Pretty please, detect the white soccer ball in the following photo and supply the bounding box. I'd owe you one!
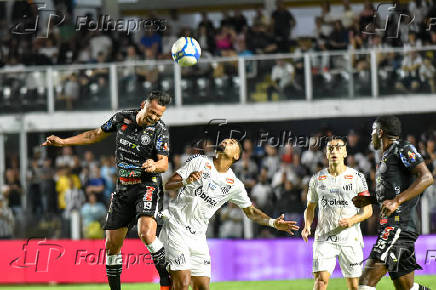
[171,37,201,66]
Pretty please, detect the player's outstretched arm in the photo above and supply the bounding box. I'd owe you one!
[381,162,434,217]
[42,128,110,147]
[242,205,299,235]
[339,204,373,228]
[302,202,316,242]
[164,171,202,191]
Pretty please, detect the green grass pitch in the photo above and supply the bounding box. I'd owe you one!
[0,276,434,290]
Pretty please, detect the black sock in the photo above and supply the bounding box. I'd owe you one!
[150,247,171,286]
[419,285,431,290]
[106,254,122,290]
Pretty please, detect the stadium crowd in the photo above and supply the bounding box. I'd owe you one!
[1,125,436,240]
[3,1,436,110]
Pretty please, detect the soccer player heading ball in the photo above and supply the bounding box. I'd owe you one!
[161,138,299,290]
[302,138,373,290]
[43,90,172,290]
[353,116,433,290]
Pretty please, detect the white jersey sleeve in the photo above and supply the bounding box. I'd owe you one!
[229,180,252,208]
[176,155,205,180]
[307,175,318,204]
[356,172,370,196]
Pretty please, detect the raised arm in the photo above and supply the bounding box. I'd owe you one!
[242,205,299,235]
[302,201,317,242]
[164,171,202,191]
[42,128,110,147]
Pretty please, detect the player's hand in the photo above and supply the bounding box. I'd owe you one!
[273,214,299,235]
[42,135,65,147]
[338,218,354,228]
[142,159,156,173]
[186,171,202,184]
[301,227,311,242]
[381,198,400,217]
[352,195,374,208]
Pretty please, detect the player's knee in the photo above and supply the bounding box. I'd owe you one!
[105,238,122,254]
[174,274,191,289]
[314,277,328,289]
[138,226,156,244]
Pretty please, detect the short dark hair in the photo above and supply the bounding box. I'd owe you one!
[375,115,402,137]
[147,90,172,106]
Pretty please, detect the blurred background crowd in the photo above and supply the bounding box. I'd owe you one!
[1,120,436,240]
[3,0,436,112]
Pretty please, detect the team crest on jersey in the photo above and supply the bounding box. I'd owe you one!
[226,178,234,185]
[121,124,128,131]
[319,184,326,190]
[318,175,327,180]
[408,151,416,162]
[343,184,353,191]
[205,162,212,170]
[163,143,169,151]
[344,175,353,179]
[141,134,151,145]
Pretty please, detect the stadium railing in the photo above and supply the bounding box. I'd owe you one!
[2,46,436,114]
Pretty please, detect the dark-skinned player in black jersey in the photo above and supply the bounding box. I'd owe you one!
[42,91,172,290]
[353,116,434,290]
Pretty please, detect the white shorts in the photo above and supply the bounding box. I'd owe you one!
[159,221,211,277]
[313,241,363,278]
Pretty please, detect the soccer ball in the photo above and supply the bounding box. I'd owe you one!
[171,37,201,66]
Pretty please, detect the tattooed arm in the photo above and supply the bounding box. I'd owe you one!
[42,128,111,147]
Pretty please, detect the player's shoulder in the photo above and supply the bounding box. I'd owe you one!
[346,167,364,177]
[312,168,328,180]
[155,119,168,131]
[185,154,208,164]
[113,109,138,122]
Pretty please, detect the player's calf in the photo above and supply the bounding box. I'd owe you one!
[171,270,191,290]
[314,272,329,290]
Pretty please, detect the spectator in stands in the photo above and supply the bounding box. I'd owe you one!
[198,12,215,35]
[246,22,277,54]
[267,59,301,100]
[55,167,81,213]
[329,20,349,50]
[197,24,216,55]
[100,156,116,203]
[140,30,161,60]
[232,10,248,33]
[341,0,355,29]
[396,50,423,92]
[59,72,80,110]
[271,0,295,52]
[38,37,59,65]
[233,152,258,191]
[55,146,75,168]
[251,167,274,213]
[81,193,107,239]
[359,1,378,35]
[262,145,280,180]
[39,158,56,214]
[420,57,436,93]
[85,167,106,203]
[82,150,98,171]
[64,175,85,220]
[0,195,14,239]
[215,25,236,56]
[301,137,324,173]
[320,1,336,39]
[89,31,112,62]
[253,8,269,28]
[274,178,304,224]
[2,168,22,216]
[219,203,244,238]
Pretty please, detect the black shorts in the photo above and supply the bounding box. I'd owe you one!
[103,180,163,230]
[369,227,422,280]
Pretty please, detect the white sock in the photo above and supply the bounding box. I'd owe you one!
[146,237,163,253]
[358,286,376,290]
[410,283,419,290]
[106,253,122,265]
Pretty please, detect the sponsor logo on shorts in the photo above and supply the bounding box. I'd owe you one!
[144,186,155,201]
[349,262,360,267]
[173,253,186,265]
[119,177,141,185]
[186,226,196,234]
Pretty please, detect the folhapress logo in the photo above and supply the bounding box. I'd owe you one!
[9,238,65,272]
[9,2,65,38]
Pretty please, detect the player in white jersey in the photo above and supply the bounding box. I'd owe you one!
[302,138,373,290]
[161,138,299,290]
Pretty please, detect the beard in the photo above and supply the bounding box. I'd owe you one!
[216,144,225,152]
